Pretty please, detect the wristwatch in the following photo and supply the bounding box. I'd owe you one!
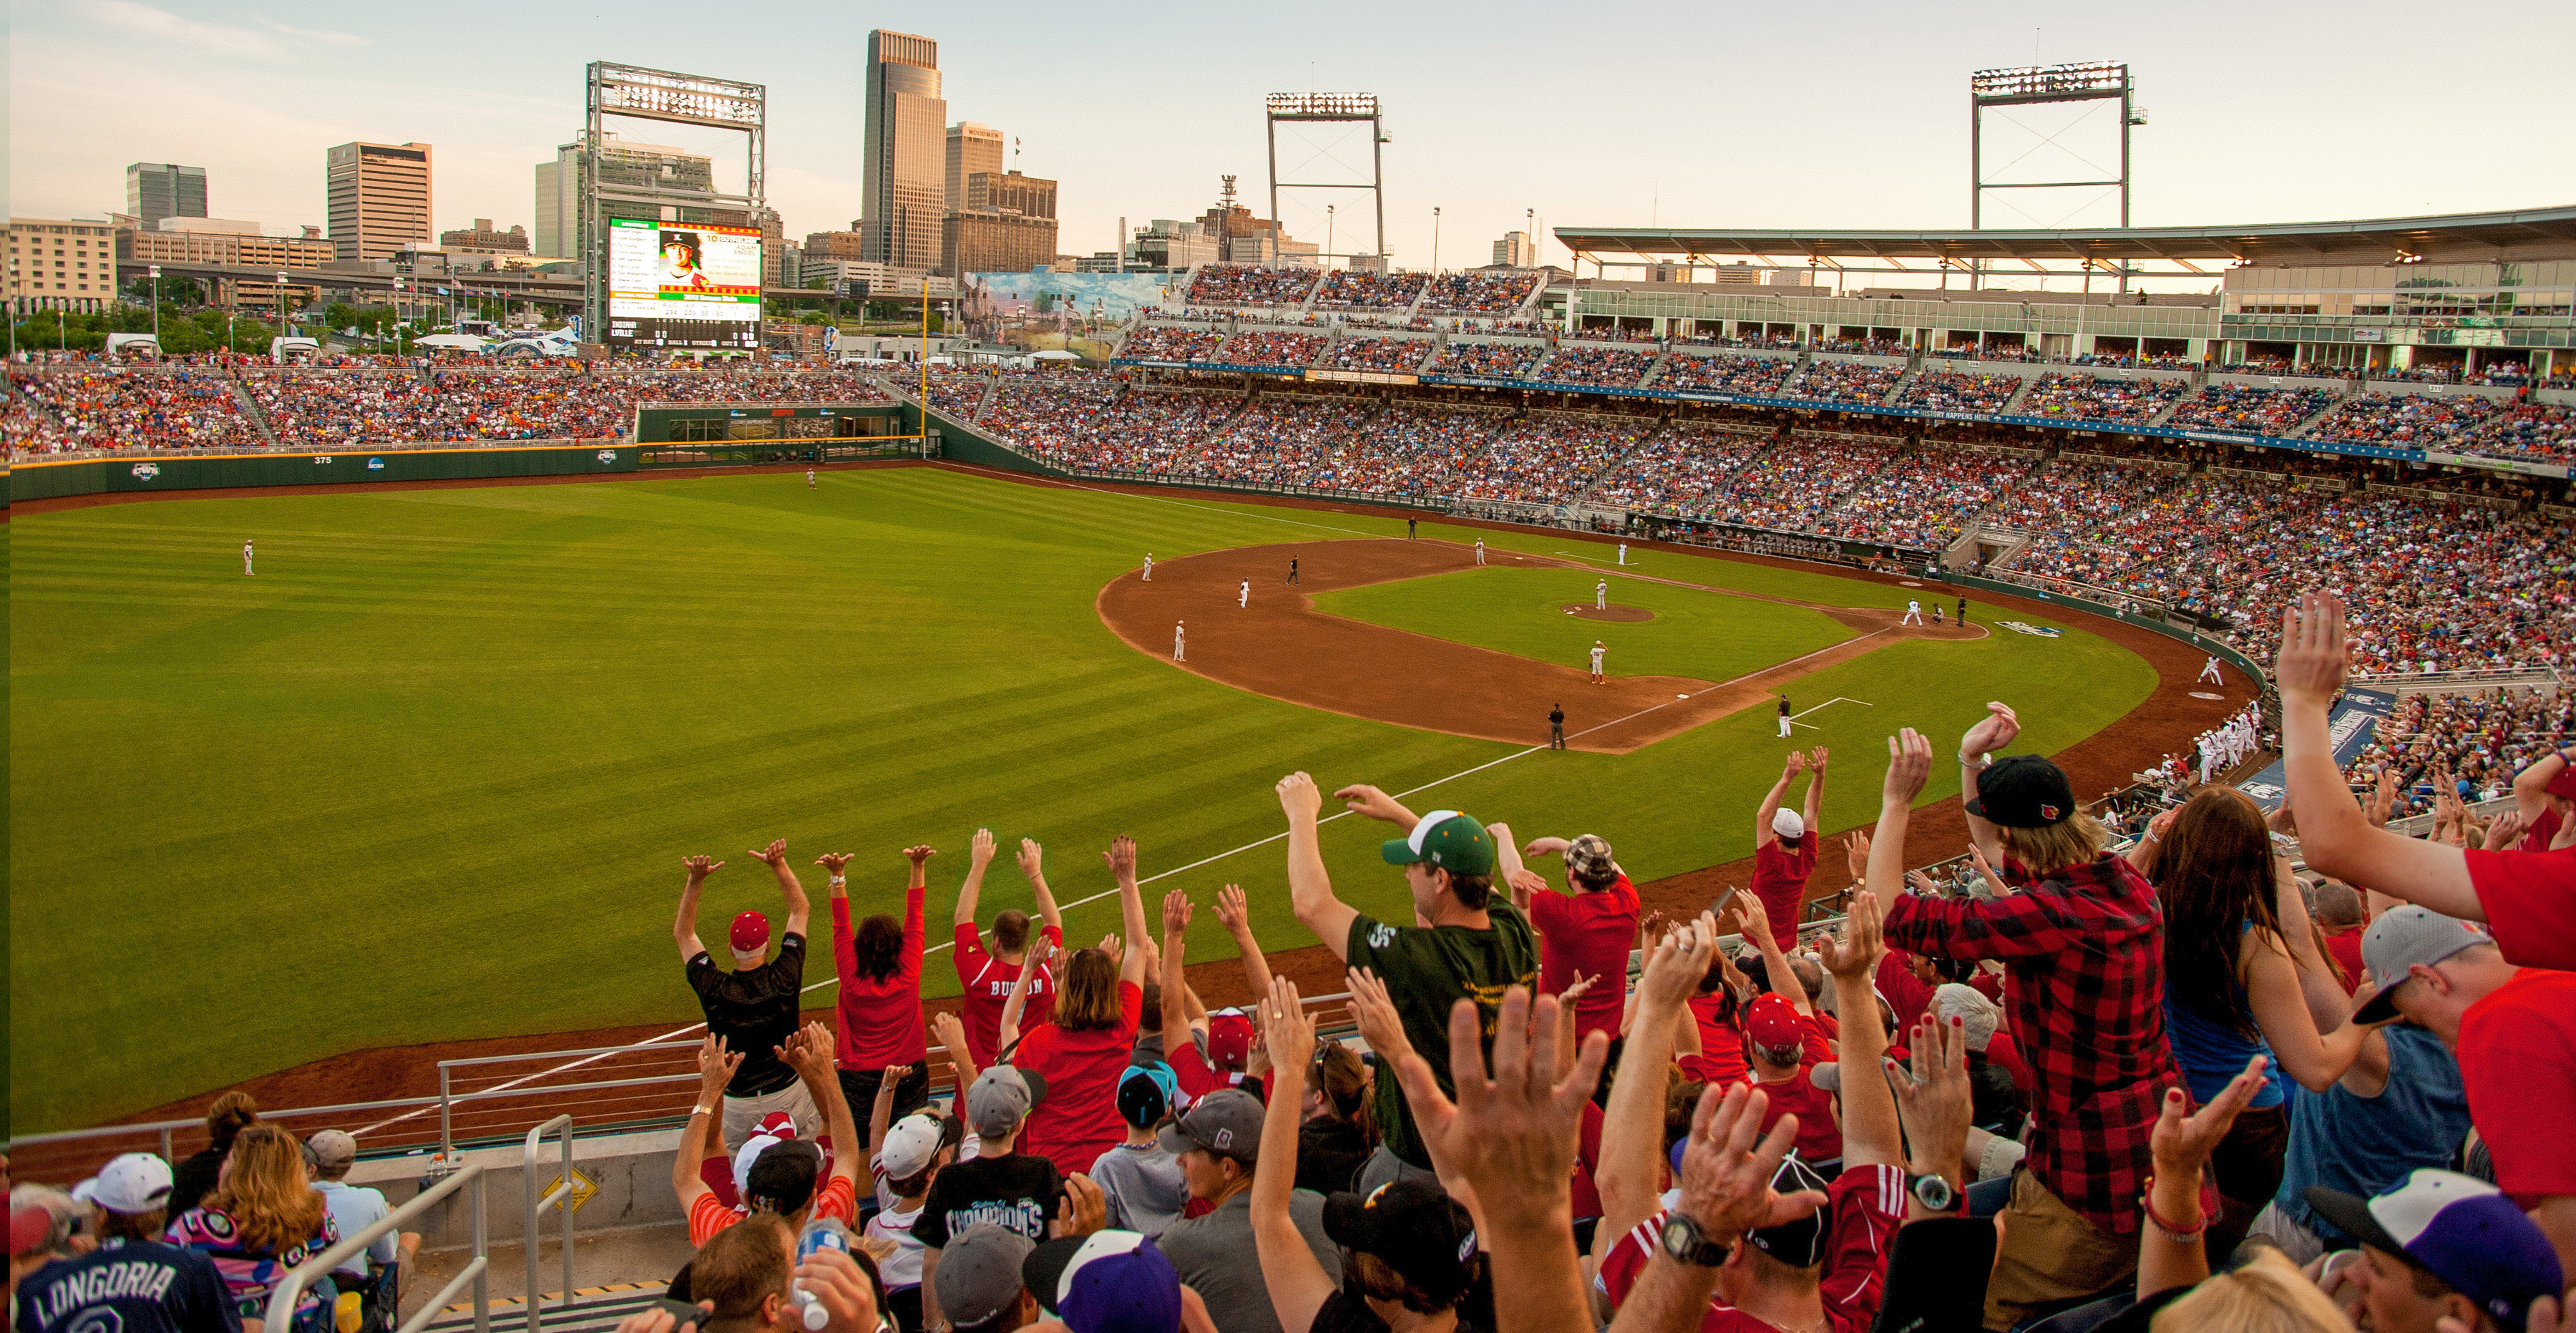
[1660,1214,1729,1267]
[1906,1172,1958,1213]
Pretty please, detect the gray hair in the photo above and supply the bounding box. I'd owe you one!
[1931,983,2000,1052]
[10,1184,80,1256]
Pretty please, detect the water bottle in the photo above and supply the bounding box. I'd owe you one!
[791,1218,852,1331]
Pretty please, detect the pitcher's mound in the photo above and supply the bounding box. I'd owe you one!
[1561,603,1656,622]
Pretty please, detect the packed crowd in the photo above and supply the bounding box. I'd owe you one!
[1185,266,1321,308]
[1420,272,1541,314]
[2019,373,2191,427]
[20,601,2573,1333]
[1452,415,1651,506]
[2311,394,2507,449]
[1706,438,1890,531]
[1425,342,1546,380]
[1121,328,1229,363]
[245,371,630,444]
[1311,272,1428,312]
[1534,346,1657,389]
[1192,397,1380,487]
[1589,424,1763,517]
[11,368,268,451]
[2455,403,2576,466]
[1897,371,2024,415]
[1788,361,1905,407]
[1322,339,1433,375]
[2344,686,2575,817]
[2165,385,2343,436]
[1817,338,1909,357]
[1816,444,2035,550]
[1213,333,1329,371]
[1654,354,1798,397]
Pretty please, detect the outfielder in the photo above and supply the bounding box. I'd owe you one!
[1475,539,1485,566]
[1143,553,1153,582]
[243,539,255,576]
[1902,599,1923,625]
[1596,579,1608,610]
[1174,620,1185,661]
[2199,655,2225,685]
[1589,640,1606,684]
[1618,543,1628,566]
[1238,580,1249,608]
[1777,694,1793,738]
[806,468,816,489]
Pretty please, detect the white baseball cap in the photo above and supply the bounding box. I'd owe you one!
[1772,809,1806,841]
[879,1113,945,1181]
[77,1153,175,1216]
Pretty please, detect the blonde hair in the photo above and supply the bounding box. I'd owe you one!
[1998,811,2109,879]
[203,1124,326,1254]
[1050,947,1123,1032]
[2150,1251,2355,1333]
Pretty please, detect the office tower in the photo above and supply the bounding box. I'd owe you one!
[946,123,1003,213]
[942,170,1057,275]
[125,164,208,229]
[1493,230,1536,268]
[533,134,714,262]
[860,31,945,271]
[326,141,433,263]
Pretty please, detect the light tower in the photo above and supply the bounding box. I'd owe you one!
[1265,94,1388,263]
[1968,62,2145,290]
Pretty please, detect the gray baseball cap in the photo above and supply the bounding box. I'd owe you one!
[1156,1089,1264,1163]
[932,1224,1034,1327]
[966,1065,1047,1139]
[2354,907,2496,1024]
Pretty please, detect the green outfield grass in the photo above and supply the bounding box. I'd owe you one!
[6,469,2155,1132]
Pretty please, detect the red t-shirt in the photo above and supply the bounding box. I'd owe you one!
[2455,967,2576,1209]
[2466,847,2576,972]
[2323,929,2366,995]
[689,1173,856,1246]
[2517,807,2564,855]
[1750,835,1820,946]
[1738,1063,1841,1163]
[834,888,927,1069]
[953,921,1063,1068]
[1874,952,1935,1036]
[1013,980,1143,1176]
[1594,1165,1903,1331]
[1170,1037,1269,1103]
[1681,994,1749,1086]
[1984,1030,2035,1096]
[1531,874,1641,1043]
[1569,1099,1605,1221]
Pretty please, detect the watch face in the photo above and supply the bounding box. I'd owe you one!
[1913,1174,1955,1211]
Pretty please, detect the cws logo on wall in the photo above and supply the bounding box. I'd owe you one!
[130,463,160,481]
[1996,620,2064,639]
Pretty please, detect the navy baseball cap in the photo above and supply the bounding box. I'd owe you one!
[2305,1171,2563,1327]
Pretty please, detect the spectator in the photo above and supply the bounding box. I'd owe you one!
[926,1224,1036,1333]
[164,1125,341,1333]
[1090,1064,1188,1239]
[13,1153,239,1333]
[1158,887,1272,1103]
[302,1131,416,1311]
[684,1212,884,1333]
[1000,836,1151,1176]
[1158,1088,1342,1333]
[673,1025,860,1246]
[1878,716,2185,1326]
[863,1108,956,1332]
[2304,1172,2563,1333]
[831,844,937,1116]
[1750,749,1827,946]
[2509,745,2575,852]
[2313,879,2368,992]
[915,1066,1106,1333]
[1498,828,1639,1046]
[953,837,1066,1070]
[1294,1042,1377,1198]
[1251,978,1485,1333]
[2249,1008,2470,1266]
[675,841,818,1149]
[1680,936,1754,1087]
[1928,983,2024,1138]
[1719,903,1839,1164]
[1273,773,1538,1191]
[167,1093,256,1219]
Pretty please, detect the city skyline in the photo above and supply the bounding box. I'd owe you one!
[11,0,2575,288]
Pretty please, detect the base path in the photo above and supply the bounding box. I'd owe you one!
[1096,538,1981,754]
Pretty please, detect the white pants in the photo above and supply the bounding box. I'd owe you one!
[720,1079,820,1153]
[244,558,253,575]
[1596,591,1606,608]
[1475,549,1484,565]
[2200,663,2223,683]
[1779,715,1793,736]
[1903,610,1922,625]
[1174,638,1185,661]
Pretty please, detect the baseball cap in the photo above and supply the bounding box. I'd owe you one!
[1116,1064,1179,1129]
[934,1225,1035,1327]
[967,1065,1048,1139]
[1206,1010,1254,1070]
[2304,1171,2563,1327]
[11,1204,52,1258]
[307,1131,358,1171]
[1563,834,1616,884]
[1023,1231,1182,1333]
[1963,755,2076,829]
[729,911,771,954]
[77,1154,175,1215]
[1745,1156,1833,1267]
[1322,1181,1480,1307]
[879,1113,945,1181]
[741,1139,823,1216]
[730,1116,801,1199]
[1156,1089,1264,1164]
[2353,907,2494,1024]
[1380,810,1496,877]
[1771,808,1806,841]
[1742,993,1807,1052]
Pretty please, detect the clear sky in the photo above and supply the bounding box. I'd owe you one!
[11,0,2572,287]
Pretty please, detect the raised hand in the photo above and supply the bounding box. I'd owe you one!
[1635,912,1718,1010]
[814,852,855,876]
[1345,967,1413,1064]
[928,1010,968,1056]
[1959,702,2021,759]
[1277,771,1324,822]
[1815,890,1884,980]
[1016,837,1045,881]
[1101,835,1138,884]
[2274,592,2348,709]
[1885,728,1934,804]
[748,839,788,867]
[1332,781,1407,825]
[1905,869,1940,897]
[1808,746,1830,773]
[1259,975,1315,1070]
[1161,889,1191,937]
[696,1032,743,1100]
[1053,1174,1106,1239]
[682,854,723,881]
[1968,841,2003,893]
[793,1248,884,1333]
[1214,884,1253,936]
[1508,867,1551,900]
[1783,751,1808,777]
[1096,934,1123,965]
[1672,1082,1828,1244]
[968,829,997,868]
[1523,835,1571,858]
[2150,1055,2271,1183]
[1560,971,1599,1005]
[1886,1013,1974,1171]
[1390,988,1609,1225]
[902,844,935,868]
[1843,829,1871,880]
[1725,895,1777,952]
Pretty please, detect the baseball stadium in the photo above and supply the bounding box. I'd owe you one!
[9,54,2576,1333]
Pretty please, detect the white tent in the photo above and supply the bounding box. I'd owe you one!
[415,333,488,354]
[1030,349,1082,361]
[104,333,162,360]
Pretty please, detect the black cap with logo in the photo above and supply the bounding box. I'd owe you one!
[1963,755,2077,829]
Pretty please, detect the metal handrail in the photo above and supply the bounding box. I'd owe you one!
[525,1115,575,1333]
[263,1161,488,1333]
[6,1094,447,1151]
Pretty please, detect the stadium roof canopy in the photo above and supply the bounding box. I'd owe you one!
[1553,206,2576,275]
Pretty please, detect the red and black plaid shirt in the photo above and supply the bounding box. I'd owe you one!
[1883,851,2179,1234]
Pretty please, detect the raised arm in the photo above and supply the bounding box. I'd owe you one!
[674,1035,743,1209]
[1755,753,1803,849]
[1333,781,1420,831]
[784,1022,859,1186]
[1251,977,1335,1333]
[952,829,995,928]
[2274,595,2482,919]
[1104,836,1150,987]
[2512,743,2574,826]
[1609,1085,1818,1333]
[2138,1057,2271,1298]
[2270,856,2351,1032]
[1957,705,2021,872]
[1279,773,1357,957]
[675,855,722,964]
[997,935,1054,1055]
[1802,746,1828,834]
[929,1009,980,1093]
[1724,897,1809,1016]
[1211,885,1274,997]
[2243,935,2373,1093]
[821,851,859,985]
[1593,915,1718,1261]
[749,839,811,939]
[1018,838,1065,936]
[1159,890,1196,1063]
[1815,892,1898,1171]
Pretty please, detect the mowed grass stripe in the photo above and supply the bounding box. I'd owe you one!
[9,469,2148,1131]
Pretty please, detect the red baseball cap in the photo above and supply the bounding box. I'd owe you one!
[730,911,771,953]
[11,1203,53,1258]
[1206,1010,1254,1070]
[1743,993,1807,1051]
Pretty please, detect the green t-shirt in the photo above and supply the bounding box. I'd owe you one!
[1345,904,1541,1168]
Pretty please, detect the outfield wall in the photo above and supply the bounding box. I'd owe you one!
[10,442,641,504]
[1941,571,2270,684]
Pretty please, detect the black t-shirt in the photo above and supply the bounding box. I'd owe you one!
[1309,1289,1492,1333]
[686,933,808,1096]
[913,1151,1062,1250]
[166,1148,227,1220]
[14,1239,243,1333]
[1296,1117,1372,1196]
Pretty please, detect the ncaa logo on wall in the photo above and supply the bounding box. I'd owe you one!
[367,458,385,471]
[130,462,160,480]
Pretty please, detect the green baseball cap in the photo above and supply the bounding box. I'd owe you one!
[1381,810,1496,876]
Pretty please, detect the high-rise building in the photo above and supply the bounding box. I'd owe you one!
[533,134,715,263]
[440,219,531,254]
[942,171,1058,275]
[1493,231,1536,268]
[125,164,208,229]
[967,171,1054,220]
[946,123,1003,213]
[860,31,946,272]
[326,141,433,263]
[9,218,120,314]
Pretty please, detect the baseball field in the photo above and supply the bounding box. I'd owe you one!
[8,464,2160,1133]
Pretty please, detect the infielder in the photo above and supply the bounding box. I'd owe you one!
[1174,621,1185,661]
[1902,599,1923,625]
[1475,538,1485,566]
[243,539,254,576]
[1777,694,1793,738]
[1142,553,1153,582]
[1287,557,1299,585]
[1596,579,1608,610]
[1238,580,1249,608]
[1589,640,1606,685]
[2199,655,2225,685]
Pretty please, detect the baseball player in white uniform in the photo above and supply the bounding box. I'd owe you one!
[1475,538,1485,565]
[1618,543,1628,565]
[1142,553,1153,581]
[1902,599,1923,625]
[1596,580,1608,610]
[1238,580,1249,608]
[243,539,254,576]
[1174,621,1185,661]
[2199,655,2224,685]
[1589,640,1606,684]
[806,468,816,489]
